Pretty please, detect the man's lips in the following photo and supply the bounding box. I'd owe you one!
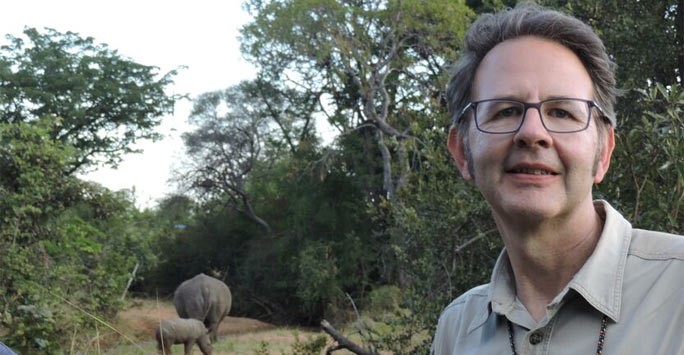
[505,164,559,176]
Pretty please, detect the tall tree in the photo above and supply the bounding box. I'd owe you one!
[241,0,474,199]
[0,27,180,172]
[177,79,319,232]
[179,82,270,232]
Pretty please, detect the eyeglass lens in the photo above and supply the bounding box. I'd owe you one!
[476,99,590,133]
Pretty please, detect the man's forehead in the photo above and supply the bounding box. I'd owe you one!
[471,36,594,101]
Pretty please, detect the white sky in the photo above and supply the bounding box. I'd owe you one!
[0,0,257,209]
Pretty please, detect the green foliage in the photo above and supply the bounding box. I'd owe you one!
[177,78,322,232]
[242,0,478,199]
[156,150,377,323]
[0,119,157,351]
[0,246,62,353]
[295,241,343,314]
[540,0,682,92]
[366,285,402,315]
[0,119,82,243]
[362,126,501,354]
[254,341,271,355]
[0,120,77,351]
[0,27,180,170]
[0,24,180,354]
[287,330,328,355]
[599,83,684,233]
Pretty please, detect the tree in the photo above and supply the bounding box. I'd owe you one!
[0,119,138,352]
[178,81,274,232]
[598,83,684,234]
[241,0,474,199]
[177,78,321,232]
[0,27,180,172]
[0,27,181,351]
[0,119,83,245]
[542,0,684,89]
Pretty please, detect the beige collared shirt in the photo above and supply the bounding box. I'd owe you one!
[432,201,684,355]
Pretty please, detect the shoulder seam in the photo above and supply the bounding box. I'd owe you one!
[629,229,684,261]
[442,287,489,313]
[628,250,684,261]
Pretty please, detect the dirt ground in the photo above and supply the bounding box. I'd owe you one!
[115,300,351,354]
[118,300,276,338]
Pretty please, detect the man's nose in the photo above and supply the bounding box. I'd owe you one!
[513,106,553,148]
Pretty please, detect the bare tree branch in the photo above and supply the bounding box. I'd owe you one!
[321,319,379,355]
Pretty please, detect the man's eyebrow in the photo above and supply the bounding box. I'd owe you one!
[483,95,585,101]
[544,95,582,100]
[493,95,521,101]
[476,95,523,101]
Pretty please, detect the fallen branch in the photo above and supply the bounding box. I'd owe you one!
[321,319,379,355]
[120,262,139,301]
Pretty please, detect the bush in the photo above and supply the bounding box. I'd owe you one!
[366,285,402,316]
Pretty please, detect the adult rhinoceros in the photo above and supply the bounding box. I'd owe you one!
[173,273,232,342]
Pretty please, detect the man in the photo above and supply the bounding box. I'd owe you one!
[432,4,684,355]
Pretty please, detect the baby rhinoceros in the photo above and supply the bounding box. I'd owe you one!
[155,318,212,355]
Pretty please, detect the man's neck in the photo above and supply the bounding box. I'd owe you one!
[495,200,605,322]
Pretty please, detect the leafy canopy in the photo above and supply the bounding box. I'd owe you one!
[0,27,180,172]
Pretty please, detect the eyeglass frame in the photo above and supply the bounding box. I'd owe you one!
[458,98,606,134]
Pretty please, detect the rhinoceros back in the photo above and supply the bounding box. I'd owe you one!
[173,273,231,325]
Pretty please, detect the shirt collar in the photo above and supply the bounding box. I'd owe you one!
[464,248,515,333]
[568,200,631,322]
[483,200,632,326]
[488,248,516,316]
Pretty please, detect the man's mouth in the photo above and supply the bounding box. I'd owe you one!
[508,167,559,175]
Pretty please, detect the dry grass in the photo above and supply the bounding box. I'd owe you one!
[73,298,407,354]
[100,298,334,354]
[104,328,333,354]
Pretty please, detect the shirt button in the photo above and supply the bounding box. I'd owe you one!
[529,332,543,345]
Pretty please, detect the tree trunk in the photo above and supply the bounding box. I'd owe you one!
[678,0,684,84]
[395,140,409,194]
[233,187,272,233]
[376,130,394,199]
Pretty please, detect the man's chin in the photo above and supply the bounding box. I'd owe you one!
[489,198,562,224]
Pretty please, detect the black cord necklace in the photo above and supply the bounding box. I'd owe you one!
[507,315,608,355]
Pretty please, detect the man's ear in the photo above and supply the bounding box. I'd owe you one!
[593,126,615,183]
[447,125,473,181]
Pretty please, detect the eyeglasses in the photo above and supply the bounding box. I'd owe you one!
[459,98,604,134]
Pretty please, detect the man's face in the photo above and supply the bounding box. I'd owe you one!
[448,36,614,222]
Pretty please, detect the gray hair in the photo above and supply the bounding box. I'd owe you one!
[447,3,617,133]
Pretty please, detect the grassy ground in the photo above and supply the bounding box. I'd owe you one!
[74,297,424,354]
[104,328,332,354]
[99,298,346,354]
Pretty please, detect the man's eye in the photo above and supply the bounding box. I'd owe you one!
[496,107,522,118]
[547,109,571,119]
